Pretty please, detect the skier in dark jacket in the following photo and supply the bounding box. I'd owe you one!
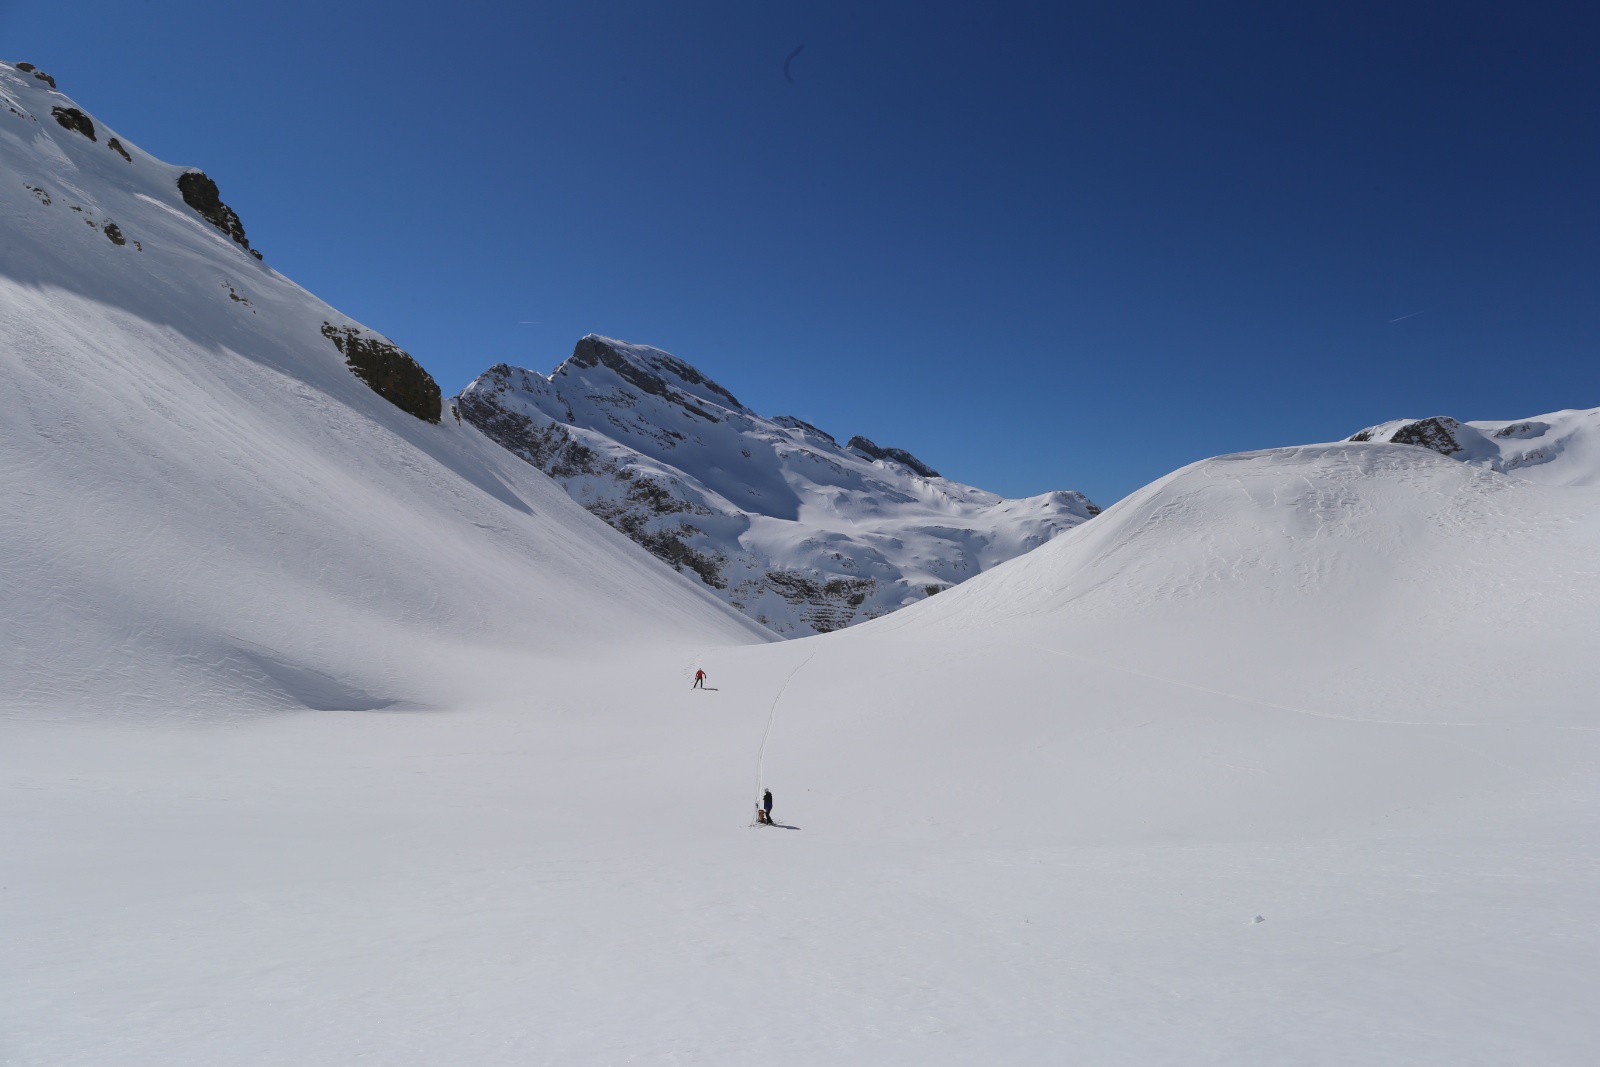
[692,669,707,689]
[761,789,774,824]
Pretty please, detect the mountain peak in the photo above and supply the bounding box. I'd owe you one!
[846,435,941,479]
[556,335,747,417]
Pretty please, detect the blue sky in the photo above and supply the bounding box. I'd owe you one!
[8,1,1597,503]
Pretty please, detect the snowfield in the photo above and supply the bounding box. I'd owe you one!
[3,61,1599,1065]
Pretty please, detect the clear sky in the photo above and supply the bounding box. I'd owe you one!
[8,1,1597,503]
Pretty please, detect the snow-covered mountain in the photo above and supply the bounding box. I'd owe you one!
[0,60,765,716]
[1347,407,1600,485]
[459,337,1100,635]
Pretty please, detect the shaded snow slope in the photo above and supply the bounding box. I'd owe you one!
[459,336,1099,636]
[1349,407,1600,486]
[0,62,765,717]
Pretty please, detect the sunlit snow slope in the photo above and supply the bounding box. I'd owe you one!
[772,442,1600,834]
[726,442,1600,1059]
[0,61,766,717]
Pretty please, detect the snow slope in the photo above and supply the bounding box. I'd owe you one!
[1349,407,1600,486]
[8,434,1596,1063]
[459,338,1099,635]
[0,61,765,718]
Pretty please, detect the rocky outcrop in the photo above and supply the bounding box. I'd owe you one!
[320,323,442,424]
[764,571,877,633]
[1349,417,1463,455]
[103,221,126,246]
[846,435,941,478]
[107,137,131,163]
[177,170,260,259]
[50,106,95,141]
[15,62,56,89]
[772,416,837,443]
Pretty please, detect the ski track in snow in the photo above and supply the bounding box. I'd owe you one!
[754,648,819,803]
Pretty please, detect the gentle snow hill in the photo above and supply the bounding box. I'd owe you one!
[1348,407,1600,486]
[459,336,1100,636]
[769,441,1600,838]
[0,61,766,717]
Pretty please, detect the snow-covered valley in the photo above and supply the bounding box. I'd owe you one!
[3,59,1598,1065]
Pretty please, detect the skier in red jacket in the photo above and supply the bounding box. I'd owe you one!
[692,669,707,689]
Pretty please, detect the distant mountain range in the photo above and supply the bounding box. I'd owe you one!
[458,336,1100,635]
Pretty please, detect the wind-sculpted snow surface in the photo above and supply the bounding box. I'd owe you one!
[459,336,1099,635]
[0,62,765,717]
[1349,407,1600,486]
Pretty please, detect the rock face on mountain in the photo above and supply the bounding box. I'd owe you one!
[321,323,442,424]
[459,336,1100,635]
[1347,408,1600,486]
[50,106,94,140]
[176,170,260,259]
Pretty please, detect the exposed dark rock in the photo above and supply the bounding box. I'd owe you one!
[563,336,735,423]
[772,415,837,443]
[176,170,256,257]
[1494,421,1548,440]
[846,435,940,479]
[460,387,606,478]
[50,106,95,141]
[107,137,131,163]
[592,501,728,589]
[16,63,56,88]
[103,221,126,246]
[320,323,442,424]
[1350,417,1464,456]
[25,184,51,205]
[765,570,877,633]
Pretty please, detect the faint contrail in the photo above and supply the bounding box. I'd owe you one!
[1387,311,1424,323]
[783,44,805,84]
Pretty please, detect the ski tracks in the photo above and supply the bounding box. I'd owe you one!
[754,649,818,801]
